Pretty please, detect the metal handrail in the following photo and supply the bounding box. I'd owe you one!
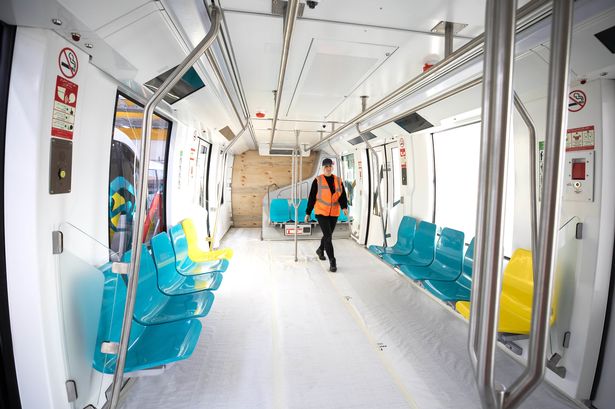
[306,0,552,152]
[505,1,572,407]
[269,0,299,152]
[290,130,302,261]
[471,0,517,407]
[107,6,221,409]
[469,0,573,408]
[207,1,259,148]
[513,93,539,277]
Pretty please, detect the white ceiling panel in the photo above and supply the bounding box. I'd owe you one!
[222,0,485,37]
[104,10,185,84]
[58,0,149,31]
[285,38,396,118]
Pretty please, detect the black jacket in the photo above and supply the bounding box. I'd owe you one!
[306,175,348,216]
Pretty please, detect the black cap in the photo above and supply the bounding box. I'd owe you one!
[322,158,333,166]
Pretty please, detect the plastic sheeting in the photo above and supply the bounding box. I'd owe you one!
[119,229,583,409]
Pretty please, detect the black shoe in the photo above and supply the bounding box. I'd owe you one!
[316,248,326,260]
[329,258,337,272]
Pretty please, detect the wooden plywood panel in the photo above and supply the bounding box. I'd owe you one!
[232,150,317,227]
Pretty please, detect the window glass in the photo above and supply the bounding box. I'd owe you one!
[433,123,480,240]
[341,153,359,228]
[371,149,386,216]
[108,93,171,258]
[433,122,514,254]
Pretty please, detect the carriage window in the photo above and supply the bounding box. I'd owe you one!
[108,93,172,258]
[433,123,481,240]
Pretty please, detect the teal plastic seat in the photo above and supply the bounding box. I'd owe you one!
[270,199,290,223]
[128,245,216,324]
[289,199,308,221]
[151,232,224,295]
[383,221,437,267]
[400,228,464,281]
[338,207,349,222]
[310,209,316,222]
[369,216,416,257]
[93,265,202,374]
[168,224,229,276]
[422,238,475,302]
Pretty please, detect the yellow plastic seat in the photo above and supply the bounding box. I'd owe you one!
[455,249,556,335]
[181,219,234,262]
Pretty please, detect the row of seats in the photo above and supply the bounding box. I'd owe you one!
[270,198,349,223]
[369,216,555,335]
[93,218,233,374]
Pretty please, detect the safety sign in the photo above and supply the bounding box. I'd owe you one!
[58,47,78,78]
[399,137,408,185]
[51,76,78,139]
[566,125,595,152]
[568,90,586,112]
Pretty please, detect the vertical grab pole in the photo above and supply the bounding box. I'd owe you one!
[328,141,351,238]
[505,1,573,407]
[108,6,221,409]
[468,0,516,408]
[292,130,300,262]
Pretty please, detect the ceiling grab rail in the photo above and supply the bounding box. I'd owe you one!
[210,122,249,250]
[108,5,221,409]
[468,0,573,408]
[211,1,259,148]
[268,0,300,153]
[306,0,552,152]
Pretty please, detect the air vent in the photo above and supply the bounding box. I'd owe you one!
[144,66,205,105]
[595,25,615,54]
[394,112,433,134]
[218,126,235,141]
[347,132,377,146]
[270,149,295,155]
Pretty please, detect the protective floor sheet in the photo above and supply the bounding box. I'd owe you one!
[119,229,583,409]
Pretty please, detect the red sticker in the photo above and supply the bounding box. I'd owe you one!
[51,76,78,139]
[568,90,586,112]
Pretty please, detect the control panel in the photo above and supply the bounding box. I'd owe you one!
[564,150,594,202]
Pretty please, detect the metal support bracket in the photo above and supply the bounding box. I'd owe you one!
[111,262,130,275]
[65,380,77,402]
[52,230,63,254]
[101,342,120,354]
[547,353,567,378]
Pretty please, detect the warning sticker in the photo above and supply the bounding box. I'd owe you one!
[51,76,78,139]
[566,125,595,152]
[568,90,586,112]
[399,137,408,185]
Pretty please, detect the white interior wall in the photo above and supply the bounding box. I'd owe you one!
[5,27,117,409]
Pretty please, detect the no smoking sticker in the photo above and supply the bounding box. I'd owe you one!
[58,47,78,78]
[568,90,586,112]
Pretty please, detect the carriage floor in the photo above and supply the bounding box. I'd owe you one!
[119,228,583,409]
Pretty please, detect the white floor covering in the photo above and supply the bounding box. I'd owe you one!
[119,228,584,409]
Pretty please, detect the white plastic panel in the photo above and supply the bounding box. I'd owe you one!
[58,0,149,31]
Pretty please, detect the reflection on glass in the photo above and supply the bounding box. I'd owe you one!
[109,94,171,259]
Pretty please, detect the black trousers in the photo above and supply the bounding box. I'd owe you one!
[316,215,338,260]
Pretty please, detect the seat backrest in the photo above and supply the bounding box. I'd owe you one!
[409,221,437,262]
[502,248,534,301]
[457,238,475,289]
[429,227,464,280]
[169,223,193,269]
[270,199,290,222]
[396,216,417,249]
[150,232,181,291]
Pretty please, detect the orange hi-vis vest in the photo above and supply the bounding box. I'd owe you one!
[314,174,342,217]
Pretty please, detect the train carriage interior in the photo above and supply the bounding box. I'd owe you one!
[1,0,615,408]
